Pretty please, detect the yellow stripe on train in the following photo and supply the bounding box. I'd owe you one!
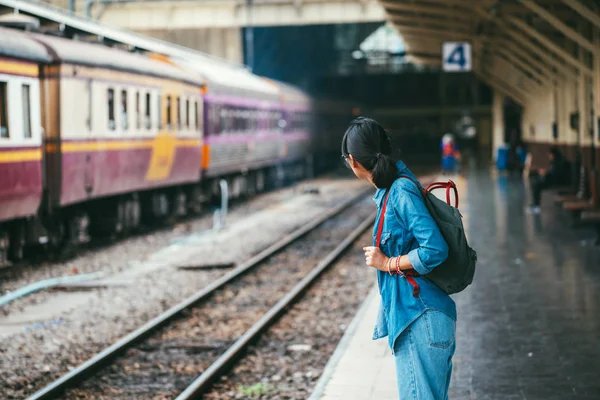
[0,149,42,163]
[44,138,202,153]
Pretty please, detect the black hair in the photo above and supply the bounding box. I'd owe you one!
[341,117,399,189]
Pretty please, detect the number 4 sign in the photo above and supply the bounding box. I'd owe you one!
[443,42,472,72]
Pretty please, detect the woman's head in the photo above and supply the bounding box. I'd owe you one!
[341,117,398,189]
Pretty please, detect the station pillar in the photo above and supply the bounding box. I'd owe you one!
[492,91,505,162]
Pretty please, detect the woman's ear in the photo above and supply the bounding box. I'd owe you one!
[348,154,357,168]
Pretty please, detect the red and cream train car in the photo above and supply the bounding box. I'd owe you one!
[0,27,206,261]
[0,26,348,264]
[33,33,206,242]
[0,28,49,262]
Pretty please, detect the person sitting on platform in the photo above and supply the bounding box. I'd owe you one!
[527,146,571,214]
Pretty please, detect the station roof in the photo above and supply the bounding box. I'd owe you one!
[378,0,599,105]
[0,0,281,95]
[0,0,242,68]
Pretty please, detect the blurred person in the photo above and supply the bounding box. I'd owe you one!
[527,146,571,214]
[441,133,459,174]
[515,143,528,176]
[507,128,519,173]
[342,117,455,400]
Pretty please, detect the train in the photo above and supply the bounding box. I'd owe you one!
[0,26,352,265]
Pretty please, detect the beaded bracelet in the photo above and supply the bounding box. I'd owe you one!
[396,256,402,276]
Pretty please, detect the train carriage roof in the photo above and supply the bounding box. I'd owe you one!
[175,57,279,102]
[265,79,311,107]
[0,27,51,63]
[32,33,204,86]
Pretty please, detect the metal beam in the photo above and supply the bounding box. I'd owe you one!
[494,46,552,87]
[0,0,242,66]
[496,38,563,82]
[472,6,582,79]
[485,69,531,102]
[516,0,597,54]
[386,8,473,23]
[488,54,542,93]
[96,0,386,29]
[508,16,594,75]
[560,0,600,29]
[392,23,471,38]
[475,68,527,105]
[387,14,473,31]
[500,24,577,80]
[381,1,470,18]
[399,0,473,6]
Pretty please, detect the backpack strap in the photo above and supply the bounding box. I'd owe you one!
[381,178,421,298]
[375,191,389,248]
[425,180,459,208]
[399,175,459,208]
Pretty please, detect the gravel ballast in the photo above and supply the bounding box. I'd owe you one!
[61,197,375,399]
[0,176,370,400]
[204,230,376,400]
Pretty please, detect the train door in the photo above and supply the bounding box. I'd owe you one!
[40,64,62,211]
[84,78,94,195]
[197,96,209,171]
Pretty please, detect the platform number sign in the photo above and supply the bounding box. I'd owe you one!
[443,42,472,72]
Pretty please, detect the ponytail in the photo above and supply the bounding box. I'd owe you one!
[342,117,399,189]
[371,152,398,189]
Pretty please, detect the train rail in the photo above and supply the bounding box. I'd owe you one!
[27,188,375,400]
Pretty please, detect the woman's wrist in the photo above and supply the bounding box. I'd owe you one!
[383,256,392,274]
[383,255,410,273]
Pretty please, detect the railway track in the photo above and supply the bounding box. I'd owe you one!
[27,189,376,400]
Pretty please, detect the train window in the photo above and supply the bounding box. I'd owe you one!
[0,82,8,138]
[157,93,162,129]
[86,80,92,131]
[210,105,218,134]
[108,88,116,131]
[22,84,32,139]
[135,92,141,130]
[220,108,227,133]
[121,90,128,131]
[195,101,200,131]
[185,99,190,129]
[145,93,151,130]
[177,96,181,130]
[166,95,172,129]
[233,109,239,132]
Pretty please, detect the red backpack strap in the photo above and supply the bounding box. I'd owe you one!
[375,192,389,247]
[425,180,459,208]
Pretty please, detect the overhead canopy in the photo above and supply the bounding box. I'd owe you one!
[0,0,243,70]
[378,0,599,105]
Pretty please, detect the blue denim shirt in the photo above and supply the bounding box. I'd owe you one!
[372,161,456,352]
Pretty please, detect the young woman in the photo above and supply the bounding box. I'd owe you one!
[341,117,456,399]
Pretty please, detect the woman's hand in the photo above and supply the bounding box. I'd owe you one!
[363,246,388,271]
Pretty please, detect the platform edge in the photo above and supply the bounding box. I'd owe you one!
[308,283,379,400]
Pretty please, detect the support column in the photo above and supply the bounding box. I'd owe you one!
[492,90,505,162]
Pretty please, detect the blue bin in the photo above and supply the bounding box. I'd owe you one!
[496,147,508,170]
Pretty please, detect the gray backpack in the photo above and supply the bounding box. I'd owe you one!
[400,176,477,294]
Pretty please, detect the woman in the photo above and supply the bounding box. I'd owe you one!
[341,117,456,399]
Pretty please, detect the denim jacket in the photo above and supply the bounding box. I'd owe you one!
[372,161,456,353]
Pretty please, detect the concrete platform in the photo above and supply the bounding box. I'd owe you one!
[311,171,600,400]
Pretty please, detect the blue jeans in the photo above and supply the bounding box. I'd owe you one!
[393,310,456,399]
